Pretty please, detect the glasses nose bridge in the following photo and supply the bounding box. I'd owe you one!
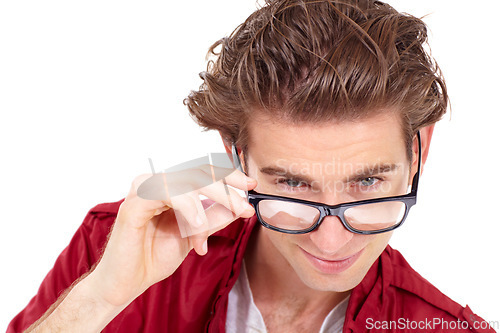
[315,205,346,232]
[322,206,342,219]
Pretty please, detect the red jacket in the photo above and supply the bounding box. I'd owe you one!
[8,199,495,333]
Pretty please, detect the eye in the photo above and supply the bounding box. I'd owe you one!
[359,177,379,187]
[277,178,309,190]
[284,179,304,187]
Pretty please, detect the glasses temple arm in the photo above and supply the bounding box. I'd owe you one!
[231,143,245,174]
[411,131,422,193]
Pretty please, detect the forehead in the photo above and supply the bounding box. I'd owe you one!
[246,111,407,168]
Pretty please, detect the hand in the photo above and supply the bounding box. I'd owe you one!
[88,166,257,308]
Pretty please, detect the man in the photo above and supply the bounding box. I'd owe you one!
[7,0,495,332]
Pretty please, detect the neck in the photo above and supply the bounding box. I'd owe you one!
[244,226,350,316]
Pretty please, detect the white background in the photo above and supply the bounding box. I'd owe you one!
[1,0,498,329]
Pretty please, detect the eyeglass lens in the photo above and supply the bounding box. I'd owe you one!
[257,200,406,232]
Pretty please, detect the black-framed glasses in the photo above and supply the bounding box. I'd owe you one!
[231,132,421,235]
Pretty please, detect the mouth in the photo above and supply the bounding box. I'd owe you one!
[300,247,364,274]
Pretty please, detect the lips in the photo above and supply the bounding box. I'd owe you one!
[300,247,364,274]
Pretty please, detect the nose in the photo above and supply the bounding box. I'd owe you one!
[309,215,353,255]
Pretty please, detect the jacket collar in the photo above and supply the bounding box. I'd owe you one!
[212,216,469,333]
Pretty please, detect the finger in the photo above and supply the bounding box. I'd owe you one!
[169,192,208,234]
[166,193,209,256]
[197,179,254,218]
[133,167,256,205]
[130,173,172,210]
[183,192,210,256]
[117,176,172,229]
[204,202,255,236]
[190,234,209,256]
[198,165,257,191]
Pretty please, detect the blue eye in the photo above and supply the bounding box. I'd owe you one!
[277,178,309,189]
[360,177,378,187]
[285,179,304,187]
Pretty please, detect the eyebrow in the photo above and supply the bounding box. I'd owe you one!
[347,163,401,182]
[260,166,315,184]
[259,163,401,184]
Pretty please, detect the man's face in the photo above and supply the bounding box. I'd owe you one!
[245,111,413,292]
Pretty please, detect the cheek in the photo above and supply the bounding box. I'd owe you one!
[265,228,295,249]
[262,228,305,262]
[362,232,393,261]
[266,226,392,251]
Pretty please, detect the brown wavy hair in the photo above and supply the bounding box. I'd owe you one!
[185,0,448,160]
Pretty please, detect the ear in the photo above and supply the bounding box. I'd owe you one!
[412,124,435,176]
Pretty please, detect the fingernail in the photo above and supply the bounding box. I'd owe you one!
[194,215,203,227]
[202,240,208,253]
